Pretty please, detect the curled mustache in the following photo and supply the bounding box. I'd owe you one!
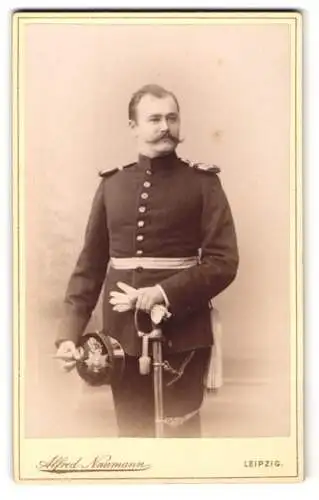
[151,133,184,144]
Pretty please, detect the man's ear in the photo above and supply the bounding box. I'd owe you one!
[129,119,138,138]
[129,119,136,130]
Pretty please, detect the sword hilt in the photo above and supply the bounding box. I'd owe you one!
[139,335,151,374]
[135,309,164,375]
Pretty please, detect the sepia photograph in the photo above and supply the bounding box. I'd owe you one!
[13,10,302,482]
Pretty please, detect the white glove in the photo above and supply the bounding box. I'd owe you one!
[109,282,138,311]
[109,281,171,323]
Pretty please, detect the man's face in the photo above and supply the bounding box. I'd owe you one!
[130,94,181,157]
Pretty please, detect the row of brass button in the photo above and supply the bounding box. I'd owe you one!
[136,169,152,256]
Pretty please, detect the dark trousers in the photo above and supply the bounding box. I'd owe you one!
[111,347,210,438]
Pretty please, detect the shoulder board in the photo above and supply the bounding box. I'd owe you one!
[98,162,136,178]
[98,167,119,178]
[181,158,221,174]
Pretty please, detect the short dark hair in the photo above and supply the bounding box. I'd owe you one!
[128,84,180,122]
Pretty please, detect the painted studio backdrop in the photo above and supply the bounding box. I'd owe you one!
[23,22,291,437]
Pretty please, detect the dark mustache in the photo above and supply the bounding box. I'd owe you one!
[152,132,183,144]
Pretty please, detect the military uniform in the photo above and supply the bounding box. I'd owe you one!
[57,151,239,437]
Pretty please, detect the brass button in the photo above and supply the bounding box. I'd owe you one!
[136,249,143,256]
[136,266,143,273]
[143,181,151,188]
[136,235,144,241]
[137,220,145,228]
[141,192,149,200]
[168,340,173,348]
[138,206,146,213]
[146,169,152,175]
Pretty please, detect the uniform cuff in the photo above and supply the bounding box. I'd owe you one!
[56,309,89,348]
[155,284,170,308]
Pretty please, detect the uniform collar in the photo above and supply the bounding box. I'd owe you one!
[138,151,178,171]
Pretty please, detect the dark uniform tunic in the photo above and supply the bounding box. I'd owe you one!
[57,151,239,437]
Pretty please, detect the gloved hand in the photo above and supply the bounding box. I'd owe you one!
[109,282,138,312]
[54,340,84,372]
[109,281,172,324]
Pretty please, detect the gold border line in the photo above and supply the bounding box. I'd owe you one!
[295,12,304,480]
[12,10,303,483]
[12,12,20,482]
[13,11,300,20]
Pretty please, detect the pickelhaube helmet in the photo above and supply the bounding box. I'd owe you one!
[76,331,125,386]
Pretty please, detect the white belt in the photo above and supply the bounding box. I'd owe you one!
[110,256,198,270]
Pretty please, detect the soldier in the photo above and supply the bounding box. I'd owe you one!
[55,83,239,438]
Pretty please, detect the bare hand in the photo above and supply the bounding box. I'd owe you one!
[135,286,164,312]
[55,340,83,372]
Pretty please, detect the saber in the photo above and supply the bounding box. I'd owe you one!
[134,309,165,438]
[152,331,164,438]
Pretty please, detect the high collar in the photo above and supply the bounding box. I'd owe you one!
[137,151,178,171]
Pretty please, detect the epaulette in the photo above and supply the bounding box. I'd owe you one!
[98,167,119,178]
[181,158,221,174]
[98,162,135,178]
